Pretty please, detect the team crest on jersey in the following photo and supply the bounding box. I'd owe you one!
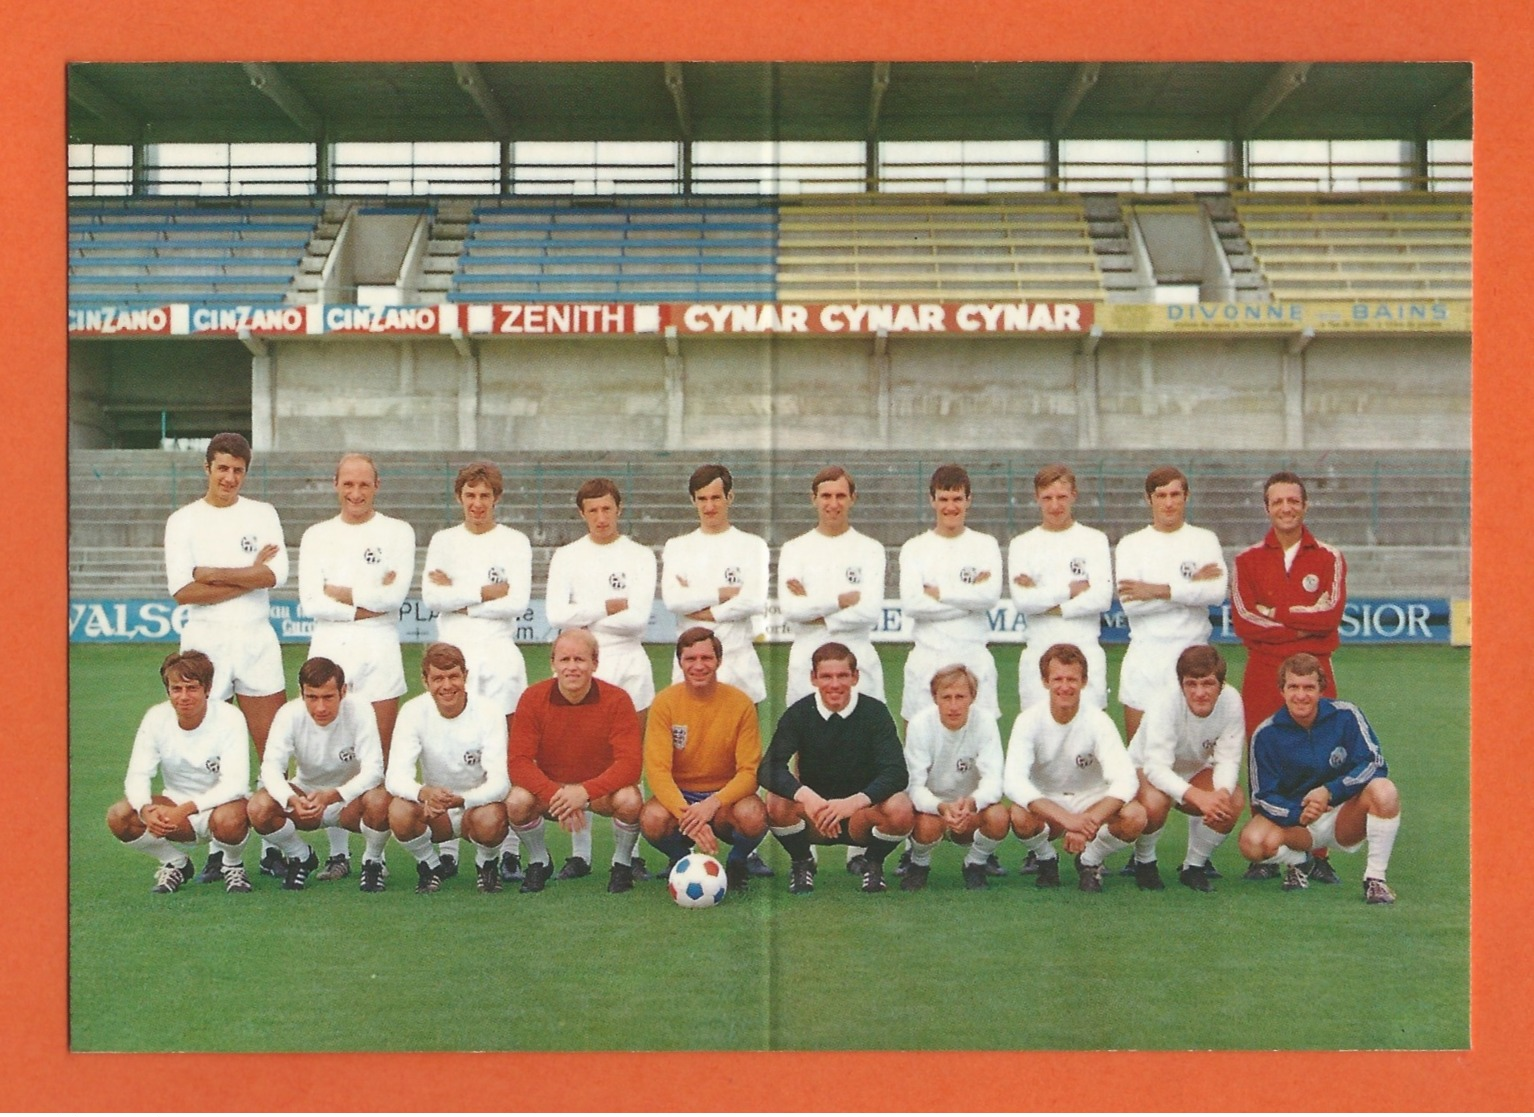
[204,757,221,775]
[1328,746,1347,769]
[1302,573,1320,593]
[364,546,383,565]
[671,725,689,750]
[240,534,258,554]
[1069,558,1087,577]
[1075,753,1098,769]
[488,565,506,584]
[338,746,356,764]
[845,566,862,585]
[955,756,973,774]
[1179,560,1198,579]
[609,572,627,591]
[959,566,980,585]
[1201,738,1216,757]
[464,749,482,768]
[724,566,742,585]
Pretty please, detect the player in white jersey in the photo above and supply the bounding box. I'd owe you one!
[545,477,658,880]
[661,464,770,703]
[163,432,288,883]
[900,664,1009,891]
[422,461,531,883]
[777,466,888,707]
[105,651,253,894]
[1124,644,1246,893]
[1008,463,1112,712]
[1005,643,1146,893]
[898,463,1002,723]
[246,657,394,893]
[1114,466,1226,742]
[297,453,416,879]
[385,644,512,894]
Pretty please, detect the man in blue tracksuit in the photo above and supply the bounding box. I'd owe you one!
[1237,652,1402,904]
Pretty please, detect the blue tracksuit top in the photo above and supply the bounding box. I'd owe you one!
[1249,697,1388,825]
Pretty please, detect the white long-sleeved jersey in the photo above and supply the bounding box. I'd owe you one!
[261,694,385,807]
[164,496,288,628]
[1113,522,1226,646]
[545,534,657,651]
[776,526,887,703]
[660,526,770,702]
[1004,702,1136,808]
[299,513,416,631]
[384,693,510,808]
[903,705,1005,814]
[124,700,250,812]
[422,523,533,646]
[898,528,1003,652]
[1007,521,1112,650]
[1127,683,1245,803]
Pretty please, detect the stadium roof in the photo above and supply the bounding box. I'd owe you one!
[67,61,1472,146]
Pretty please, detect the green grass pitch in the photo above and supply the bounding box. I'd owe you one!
[69,640,1467,1051]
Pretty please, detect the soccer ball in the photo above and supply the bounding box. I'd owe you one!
[668,853,728,908]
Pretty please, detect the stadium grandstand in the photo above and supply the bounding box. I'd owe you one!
[66,62,1470,604]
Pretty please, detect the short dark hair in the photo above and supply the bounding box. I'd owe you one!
[688,464,734,498]
[1144,466,1189,499]
[575,477,622,510]
[928,463,971,498]
[810,466,855,497]
[810,641,858,674]
[205,432,251,468]
[298,656,346,692]
[1175,644,1227,686]
[421,642,468,677]
[1278,652,1327,690]
[160,649,214,693]
[1263,470,1308,506]
[1038,642,1088,683]
[1034,463,1077,493]
[454,461,505,499]
[676,625,724,663]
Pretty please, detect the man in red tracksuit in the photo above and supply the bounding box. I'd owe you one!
[1230,470,1347,883]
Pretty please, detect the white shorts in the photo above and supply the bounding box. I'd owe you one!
[1018,640,1108,711]
[594,641,656,711]
[162,786,225,841]
[180,619,285,702]
[1032,789,1114,819]
[671,641,767,704]
[902,643,999,720]
[1305,803,1366,855]
[1117,637,1190,712]
[308,624,407,703]
[786,635,886,707]
[459,636,529,717]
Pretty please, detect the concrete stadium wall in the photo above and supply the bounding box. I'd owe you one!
[69,339,253,448]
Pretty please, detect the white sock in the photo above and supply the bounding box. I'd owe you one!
[1364,813,1400,880]
[965,830,1002,866]
[267,820,309,860]
[1081,828,1129,869]
[326,826,349,859]
[127,832,184,864]
[400,830,440,868]
[568,814,593,862]
[439,837,461,864]
[500,831,520,857]
[209,834,247,866]
[361,823,389,863]
[612,819,641,866]
[472,841,500,868]
[1273,845,1308,867]
[1184,818,1227,869]
[1021,828,1055,861]
[515,819,551,867]
[909,839,938,868]
[846,844,866,864]
[1134,829,1161,864]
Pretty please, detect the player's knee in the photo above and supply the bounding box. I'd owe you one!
[389,796,425,835]
[877,792,914,834]
[504,788,538,826]
[1364,778,1400,818]
[246,791,281,832]
[979,803,1011,839]
[610,785,643,824]
[209,800,250,843]
[360,787,392,828]
[1238,820,1275,861]
[912,812,944,844]
[765,793,799,827]
[106,798,139,840]
[639,798,674,841]
[1112,801,1147,841]
[1010,805,1044,839]
[730,795,768,838]
[464,805,508,845]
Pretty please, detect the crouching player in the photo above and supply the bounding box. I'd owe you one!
[1239,653,1402,903]
[1004,643,1145,892]
[759,642,913,895]
[640,627,767,891]
[900,664,1008,891]
[385,644,511,894]
[106,650,252,894]
[247,657,393,892]
[1125,645,1245,892]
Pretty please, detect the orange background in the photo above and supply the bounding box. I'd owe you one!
[6,1,1527,1109]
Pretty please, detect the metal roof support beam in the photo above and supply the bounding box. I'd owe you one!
[242,63,323,138]
[68,71,142,138]
[1236,62,1311,138]
[664,63,692,141]
[1051,63,1100,137]
[867,62,891,137]
[453,63,511,139]
[1421,77,1472,137]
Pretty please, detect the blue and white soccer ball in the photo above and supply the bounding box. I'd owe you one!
[668,853,728,908]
